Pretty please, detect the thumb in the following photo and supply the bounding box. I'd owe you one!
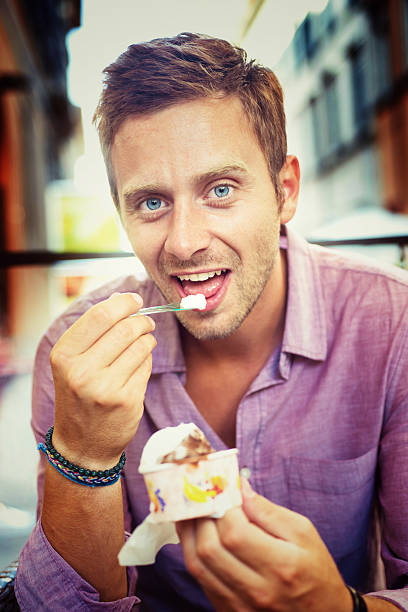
[241,477,277,531]
[241,478,301,541]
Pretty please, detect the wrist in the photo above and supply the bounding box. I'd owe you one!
[52,428,124,470]
[40,426,126,488]
[347,586,368,612]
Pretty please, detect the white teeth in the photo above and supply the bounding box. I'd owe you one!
[177,270,226,282]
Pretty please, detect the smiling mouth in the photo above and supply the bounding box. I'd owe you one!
[177,270,227,282]
[172,269,229,300]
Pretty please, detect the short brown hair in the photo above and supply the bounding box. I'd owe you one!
[94,32,287,207]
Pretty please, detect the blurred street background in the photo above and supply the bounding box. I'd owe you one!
[1,0,408,569]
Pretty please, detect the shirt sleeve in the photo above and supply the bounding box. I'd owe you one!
[16,320,140,611]
[15,520,140,611]
[366,322,408,610]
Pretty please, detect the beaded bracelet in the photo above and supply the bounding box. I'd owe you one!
[38,426,126,488]
[347,586,368,612]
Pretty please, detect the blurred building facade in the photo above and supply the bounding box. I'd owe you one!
[0,0,81,348]
[276,0,408,235]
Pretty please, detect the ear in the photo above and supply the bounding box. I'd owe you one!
[279,155,300,224]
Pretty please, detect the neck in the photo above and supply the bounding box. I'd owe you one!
[181,249,288,365]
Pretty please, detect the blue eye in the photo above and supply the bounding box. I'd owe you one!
[145,198,162,210]
[214,185,230,198]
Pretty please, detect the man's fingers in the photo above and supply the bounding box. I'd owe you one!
[120,353,153,414]
[178,509,296,595]
[215,506,297,577]
[83,314,155,370]
[110,333,157,388]
[56,293,143,355]
[242,480,316,545]
[177,519,257,612]
[80,334,156,404]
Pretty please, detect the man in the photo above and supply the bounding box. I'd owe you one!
[16,33,407,611]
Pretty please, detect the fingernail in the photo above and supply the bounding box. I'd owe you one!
[145,316,155,329]
[240,466,251,480]
[241,477,255,498]
[131,293,143,305]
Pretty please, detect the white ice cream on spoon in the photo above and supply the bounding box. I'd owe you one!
[134,293,206,316]
[180,293,206,311]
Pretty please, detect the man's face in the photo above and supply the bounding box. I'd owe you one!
[112,95,290,340]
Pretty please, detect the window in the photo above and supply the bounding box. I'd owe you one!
[309,73,341,169]
[294,14,319,68]
[310,96,323,163]
[322,72,341,152]
[372,12,391,96]
[349,43,368,132]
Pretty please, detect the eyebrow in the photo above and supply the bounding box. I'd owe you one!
[193,163,250,186]
[122,163,250,206]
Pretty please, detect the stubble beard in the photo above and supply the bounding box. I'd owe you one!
[143,222,281,341]
[174,240,280,341]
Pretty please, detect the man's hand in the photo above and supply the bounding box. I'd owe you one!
[49,292,156,468]
[177,480,352,612]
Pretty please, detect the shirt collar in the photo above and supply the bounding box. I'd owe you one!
[151,225,328,375]
[281,225,327,361]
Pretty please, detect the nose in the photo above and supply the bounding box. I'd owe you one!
[164,203,211,260]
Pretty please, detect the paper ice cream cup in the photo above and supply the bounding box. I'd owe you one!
[139,448,241,522]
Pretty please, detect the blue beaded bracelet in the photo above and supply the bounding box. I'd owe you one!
[38,426,126,488]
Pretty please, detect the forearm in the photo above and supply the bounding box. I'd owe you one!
[41,462,127,601]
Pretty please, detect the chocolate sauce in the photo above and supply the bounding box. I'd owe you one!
[161,428,215,464]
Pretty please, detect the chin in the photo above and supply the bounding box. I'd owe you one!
[177,309,248,341]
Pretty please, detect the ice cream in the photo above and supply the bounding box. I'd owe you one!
[138,423,241,522]
[139,422,214,471]
[180,294,206,311]
[118,423,242,566]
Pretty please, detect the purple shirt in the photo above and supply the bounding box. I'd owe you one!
[16,227,408,611]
